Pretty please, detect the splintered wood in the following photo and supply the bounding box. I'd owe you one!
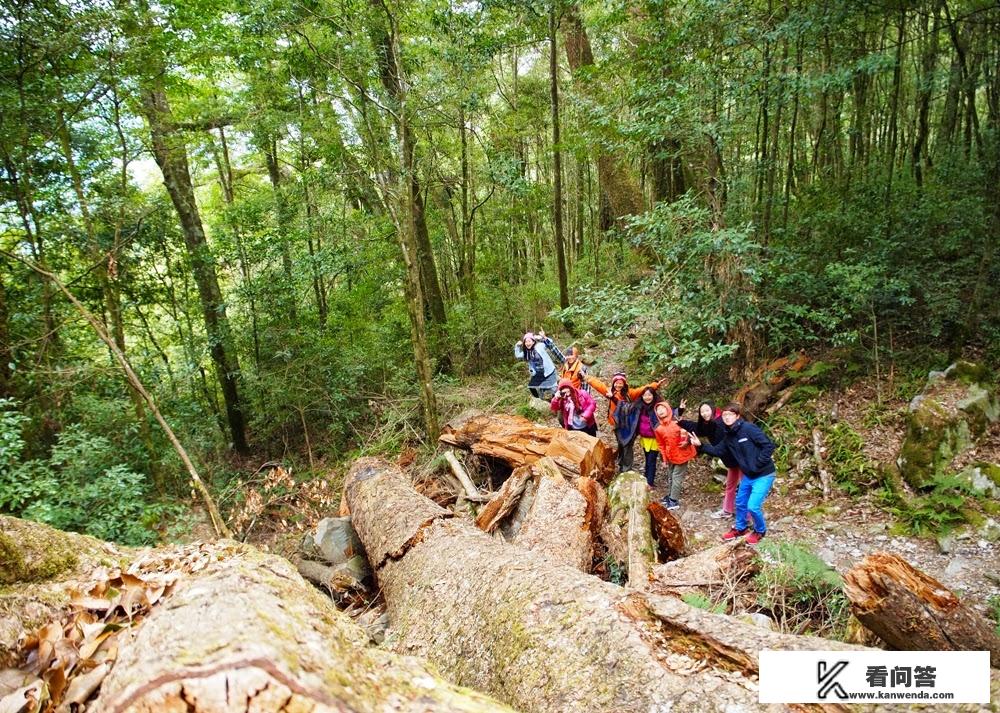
[844,552,1000,667]
[439,411,615,482]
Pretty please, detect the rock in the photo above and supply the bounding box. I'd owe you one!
[936,533,956,554]
[955,462,1000,498]
[737,612,776,631]
[897,361,999,490]
[944,556,968,578]
[303,516,367,567]
[978,518,1000,543]
[816,548,836,566]
[866,523,887,535]
[583,331,600,348]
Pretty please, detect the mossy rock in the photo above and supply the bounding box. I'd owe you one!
[897,362,999,490]
[954,462,1000,499]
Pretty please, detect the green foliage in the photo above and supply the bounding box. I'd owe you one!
[0,419,165,546]
[987,595,1000,638]
[825,423,881,496]
[754,540,851,638]
[885,476,976,537]
[681,592,726,614]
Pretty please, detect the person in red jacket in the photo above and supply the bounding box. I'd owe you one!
[654,401,697,510]
[587,372,663,472]
[550,378,598,436]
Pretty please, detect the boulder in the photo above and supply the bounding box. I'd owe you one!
[897,361,999,489]
[954,462,1000,498]
[301,516,367,569]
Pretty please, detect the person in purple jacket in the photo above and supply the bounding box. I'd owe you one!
[550,378,598,436]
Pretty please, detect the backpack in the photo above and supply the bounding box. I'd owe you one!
[613,397,641,444]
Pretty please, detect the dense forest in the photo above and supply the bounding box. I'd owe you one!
[1,0,998,544]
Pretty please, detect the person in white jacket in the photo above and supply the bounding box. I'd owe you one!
[514,330,564,399]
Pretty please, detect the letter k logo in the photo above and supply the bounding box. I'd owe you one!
[817,661,849,699]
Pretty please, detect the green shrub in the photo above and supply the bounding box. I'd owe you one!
[754,540,851,638]
[682,592,726,614]
[0,415,164,546]
[987,595,1000,638]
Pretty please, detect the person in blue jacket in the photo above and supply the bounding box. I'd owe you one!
[514,330,564,399]
[688,402,776,544]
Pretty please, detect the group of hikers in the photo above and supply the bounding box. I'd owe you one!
[515,331,777,545]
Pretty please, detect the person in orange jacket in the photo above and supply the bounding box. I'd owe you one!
[560,346,588,391]
[654,401,697,510]
[587,371,663,472]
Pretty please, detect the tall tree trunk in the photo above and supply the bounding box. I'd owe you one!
[140,80,250,455]
[562,2,643,222]
[550,6,570,310]
[368,16,447,326]
[262,134,297,318]
[912,3,941,188]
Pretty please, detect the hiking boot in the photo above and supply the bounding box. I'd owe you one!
[665,498,680,511]
[711,509,733,519]
[722,527,749,541]
[746,531,766,545]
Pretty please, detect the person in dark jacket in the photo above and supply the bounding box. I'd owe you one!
[680,401,742,519]
[688,402,776,544]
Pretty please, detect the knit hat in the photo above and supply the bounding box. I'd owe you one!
[557,378,574,390]
[522,332,535,343]
[611,372,627,385]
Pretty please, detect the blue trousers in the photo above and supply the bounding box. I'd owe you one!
[735,473,776,533]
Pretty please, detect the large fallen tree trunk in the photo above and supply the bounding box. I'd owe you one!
[605,471,655,590]
[844,552,1000,667]
[1,517,513,713]
[511,458,593,571]
[439,411,615,482]
[345,457,881,712]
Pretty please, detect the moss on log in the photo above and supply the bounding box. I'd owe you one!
[93,542,514,713]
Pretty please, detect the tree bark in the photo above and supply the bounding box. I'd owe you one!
[439,411,615,482]
[605,471,655,590]
[141,80,249,454]
[844,552,1000,668]
[562,3,643,222]
[79,543,511,713]
[649,541,760,597]
[550,6,570,309]
[511,457,593,571]
[344,457,887,712]
[647,501,686,561]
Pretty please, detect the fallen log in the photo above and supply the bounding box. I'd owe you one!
[0,518,513,713]
[512,458,593,571]
[439,411,615,482]
[606,471,656,590]
[733,353,810,419]
[649,541,760,597]
[844,552,1000,667]
[346,457,771,712]
[93,543,513,713]
[647,501,685,561]
[475,464,533,532]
